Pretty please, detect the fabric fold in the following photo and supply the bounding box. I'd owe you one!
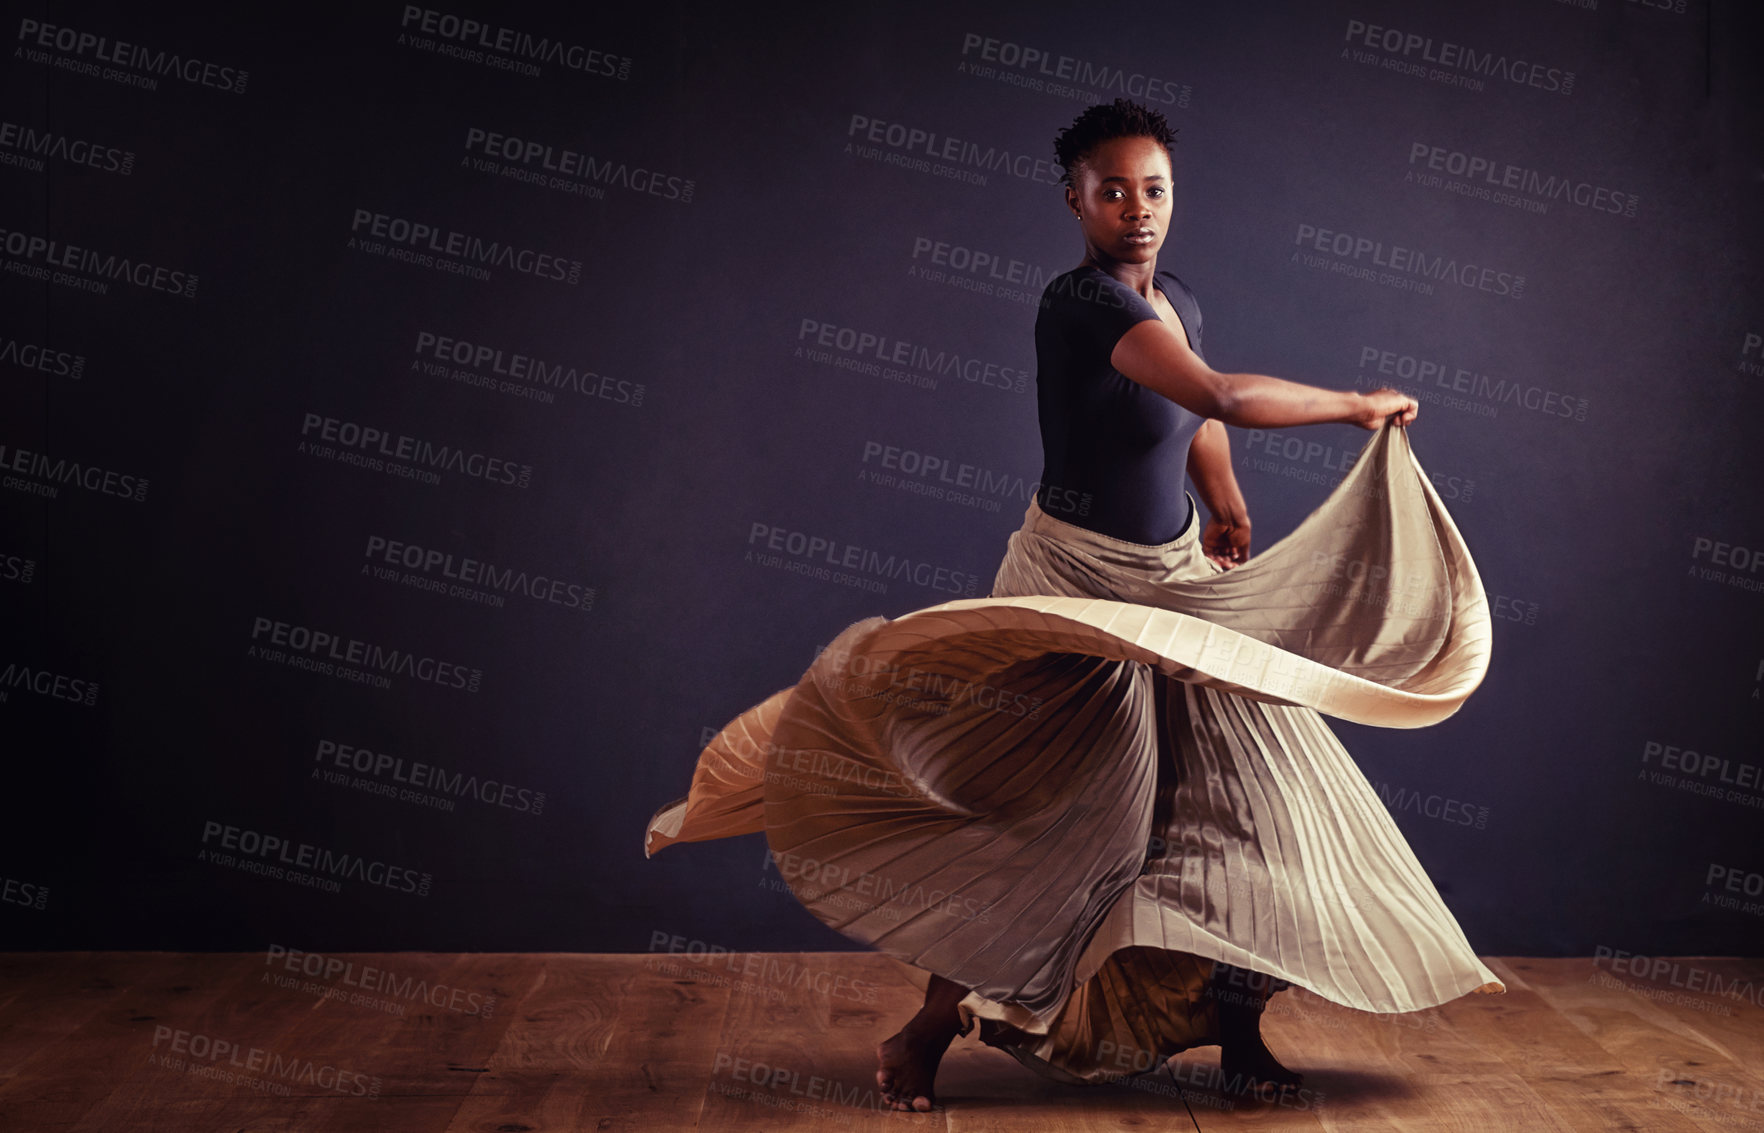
[645,419,1503,1082]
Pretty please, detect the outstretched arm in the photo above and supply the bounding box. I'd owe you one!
[1111,319,1418,430]
[1187,419,1251,568]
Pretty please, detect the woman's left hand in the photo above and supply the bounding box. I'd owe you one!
[1202,515,1251,569]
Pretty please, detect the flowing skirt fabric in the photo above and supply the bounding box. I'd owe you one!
[645,420,1504,1082]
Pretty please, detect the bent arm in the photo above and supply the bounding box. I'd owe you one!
[1110,318,1367,429]
[1186,419,1247,527]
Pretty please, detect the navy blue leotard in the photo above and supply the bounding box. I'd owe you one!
[1032,264,1209,546]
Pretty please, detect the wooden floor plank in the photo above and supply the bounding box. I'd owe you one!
[7,952,523,1131]
[0,953,1757,1131]
[940,1048,1205,1132]
[1442,961,1708,1133]
[445,952,735,1131]
[0,952,258,1130]
[257,951,528,1099]
[69,951,388,1132]
[1576,956,1764,1079]
[692,951,923,1130]
[76,1092,467,1133]
[0,952,148,1084]
[1179,983,1563,1133]
[1526,956,1764,1090]
[1496,957,1764,1132]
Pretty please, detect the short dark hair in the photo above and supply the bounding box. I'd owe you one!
[1052,98,1178,188]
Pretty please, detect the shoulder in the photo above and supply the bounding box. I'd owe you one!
[1038,265,1154,322]
[1038,266,1162,356]
[1155,268,1204,332]
[1155,269,1206,357]
[1155,268,1202,309]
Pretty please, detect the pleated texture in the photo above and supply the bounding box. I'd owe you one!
[644,421,1503,1080]
[644,687,794,849]
[972,947,1220,1084]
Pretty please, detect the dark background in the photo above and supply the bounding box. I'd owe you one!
[2,0,1760,958]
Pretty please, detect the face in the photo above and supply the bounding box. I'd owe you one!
[1065,135,1173,265]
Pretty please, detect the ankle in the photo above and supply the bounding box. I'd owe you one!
[902,1012,961,1043]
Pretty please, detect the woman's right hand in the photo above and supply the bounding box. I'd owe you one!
[1350,388,1419,429]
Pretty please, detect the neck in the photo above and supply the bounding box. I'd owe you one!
[1080,254,1159,298]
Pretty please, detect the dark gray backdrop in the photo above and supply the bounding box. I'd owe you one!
[2,0,1760,959]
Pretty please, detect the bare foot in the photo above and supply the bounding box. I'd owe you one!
[876,1018,957,1112]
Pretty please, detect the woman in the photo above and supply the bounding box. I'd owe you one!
[646,98,1501,1114]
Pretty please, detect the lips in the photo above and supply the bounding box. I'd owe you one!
[1124,229,1156,245]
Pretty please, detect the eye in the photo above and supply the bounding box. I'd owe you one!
[1149,187,1166,198]
[1102,188,1123,200]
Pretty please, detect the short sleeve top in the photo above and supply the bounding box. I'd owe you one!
[1032,264,1208,545]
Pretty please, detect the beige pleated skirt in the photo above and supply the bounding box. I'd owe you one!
[645,419,1504,1083]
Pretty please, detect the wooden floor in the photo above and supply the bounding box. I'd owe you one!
[0,952,1759,1131]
